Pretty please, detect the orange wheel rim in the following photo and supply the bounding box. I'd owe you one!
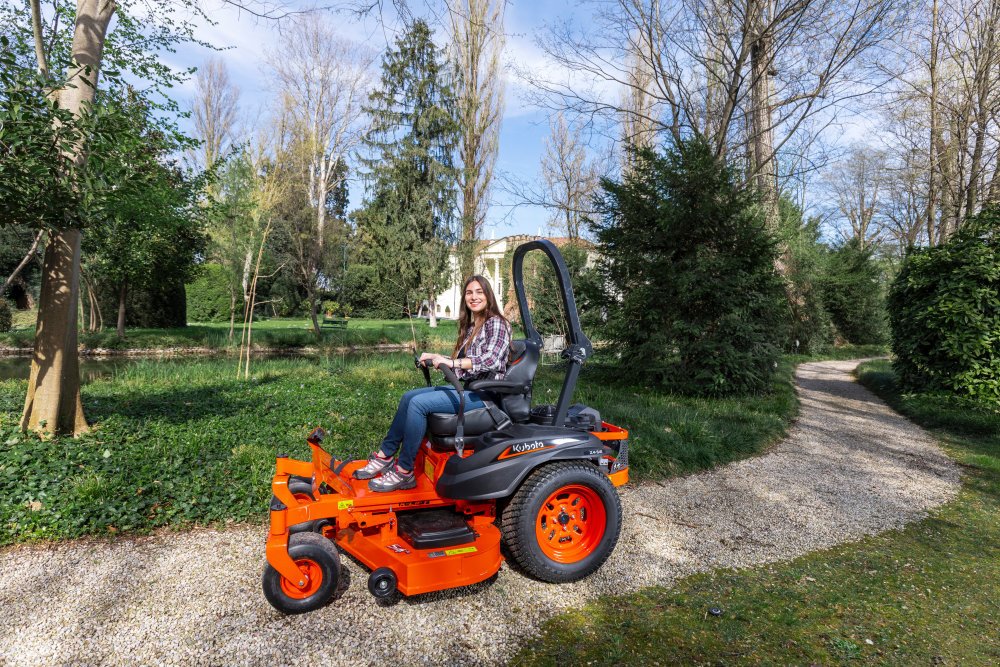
[535,484,607,563]
[279,558,323,599]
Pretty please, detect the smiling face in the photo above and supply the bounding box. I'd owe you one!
[465,280,488,316]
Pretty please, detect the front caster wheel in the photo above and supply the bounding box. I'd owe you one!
[262,532,341,614]
[502,461,622,583]
[367,567,398,600]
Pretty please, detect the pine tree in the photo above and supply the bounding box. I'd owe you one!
[355,20,459,322]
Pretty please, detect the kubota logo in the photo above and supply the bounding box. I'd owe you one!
[513,440,546,454]
[498,440,553,460]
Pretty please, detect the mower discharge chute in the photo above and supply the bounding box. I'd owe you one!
[262,240,629,614]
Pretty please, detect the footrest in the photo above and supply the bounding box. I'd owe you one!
[397,508,475,549]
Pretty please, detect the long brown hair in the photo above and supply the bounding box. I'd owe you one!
[452,274,508,358]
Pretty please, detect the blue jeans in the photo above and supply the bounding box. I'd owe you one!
[379,386,486,470]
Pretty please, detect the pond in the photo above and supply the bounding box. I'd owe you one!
[0,356,177,384]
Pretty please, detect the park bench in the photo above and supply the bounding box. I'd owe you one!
[322,317,349,329]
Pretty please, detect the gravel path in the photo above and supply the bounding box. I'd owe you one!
[0,360,960,666]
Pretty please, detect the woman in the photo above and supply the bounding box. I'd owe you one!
[356,275,512,492]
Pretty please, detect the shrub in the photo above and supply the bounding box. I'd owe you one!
[592,139,787,396]
[820,238,889,345]
[0,299,11,333]
[778,201,834,354]
[185,263,235,323]
[888,206,1000,402]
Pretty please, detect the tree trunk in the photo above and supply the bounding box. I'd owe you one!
[21,229,88,435]
[22,0,116,436]
[307,289,321,337]
[228,290,237,341]
[749,0,778,231]
[116,283,127,339]
[428,293,438,328]
[926,0,939,246]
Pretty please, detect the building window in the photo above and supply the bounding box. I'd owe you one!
[436,304,441,314]
[445,306,451,317]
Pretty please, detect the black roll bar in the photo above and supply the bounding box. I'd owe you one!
[511,239,593,427]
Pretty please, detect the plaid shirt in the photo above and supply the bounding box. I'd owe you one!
[457,315,511,381]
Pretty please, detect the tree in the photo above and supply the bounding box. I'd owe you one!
[525,0,901,236]
[0,0,280,435]
[356,19,460,326]
[265,14,372,335]
[189,56,241,176]
[592,139,787,396]
[888,205,999,401]
[83,97,206,338]
[823,145,888,248]
[448,0,505,279]
[819,238,889,345]
[503,113,603,241]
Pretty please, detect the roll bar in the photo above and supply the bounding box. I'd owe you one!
[511,239,593,427]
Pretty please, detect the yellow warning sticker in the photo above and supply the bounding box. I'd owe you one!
[445,546,477,556]
[338,499,354,510]
[424,459,435,481]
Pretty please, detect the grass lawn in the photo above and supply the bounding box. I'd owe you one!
[0,343,834,545]
[515,359,999,666]
[0,316,459,351]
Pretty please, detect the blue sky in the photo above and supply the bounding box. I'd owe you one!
[164,1,583,239]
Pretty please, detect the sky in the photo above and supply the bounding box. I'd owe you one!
[163,0,584,239]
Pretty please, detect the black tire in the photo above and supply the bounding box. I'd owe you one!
[501,461,622,583]
[262,532,341,614]
[285,480,329,535]
[367,567,398,599]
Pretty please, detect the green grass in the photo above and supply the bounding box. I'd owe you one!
[0,349,805,544]
[514,359,999,666]
[0,317,458,351]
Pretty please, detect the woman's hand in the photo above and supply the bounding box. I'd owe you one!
[431,354,453,369]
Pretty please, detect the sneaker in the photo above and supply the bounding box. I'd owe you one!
[353,452,394,480]
[368,465,416,492]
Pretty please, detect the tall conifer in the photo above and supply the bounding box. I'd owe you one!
[356,20,459,321]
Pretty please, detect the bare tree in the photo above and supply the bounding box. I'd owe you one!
[266,15,373,334]
[447,0,505,279]
[189,57,241,175]
[541,114,602,240]
[823,145,887,247]
[522,0,901,235]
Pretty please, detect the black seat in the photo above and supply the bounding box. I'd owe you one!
[426,339,541,451]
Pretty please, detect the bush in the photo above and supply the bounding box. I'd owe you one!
[186,263,235,323]
[778,201,834,354]
[592,139,787,396]
[0,299,11,333]
[888,206,1000,402]
[820,238,888,345]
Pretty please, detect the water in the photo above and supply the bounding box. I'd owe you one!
[0,356,159,384]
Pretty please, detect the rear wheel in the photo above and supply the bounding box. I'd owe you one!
[262,532,341,614]
[501,461,622,583]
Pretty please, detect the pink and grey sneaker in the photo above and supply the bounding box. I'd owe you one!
[368,465,416,492]
[353,452,394,480]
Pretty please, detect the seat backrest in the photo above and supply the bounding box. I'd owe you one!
[498,338,540,423]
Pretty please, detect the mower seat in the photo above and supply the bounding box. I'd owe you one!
[426,339,541,452]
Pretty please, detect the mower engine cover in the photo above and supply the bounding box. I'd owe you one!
[435,423,616,500]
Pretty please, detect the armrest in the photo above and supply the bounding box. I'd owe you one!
[466,379,529,394]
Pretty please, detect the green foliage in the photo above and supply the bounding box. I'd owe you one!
[592,140,788,396]
[0,300,11,333]
[820,237,889,345]
[354,19,459,313]
[186,264,236,322]
[778,200,834,354]
[888,206,1000,401]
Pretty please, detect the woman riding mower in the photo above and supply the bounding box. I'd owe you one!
[355,275,512,492]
